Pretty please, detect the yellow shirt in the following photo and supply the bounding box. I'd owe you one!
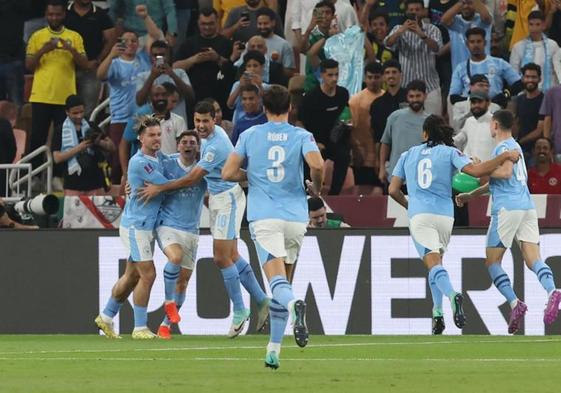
[26,26,85,105]
[349,88,384,168]
[214,0,246,26]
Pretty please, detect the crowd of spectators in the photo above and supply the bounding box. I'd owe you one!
[3,0,561,198]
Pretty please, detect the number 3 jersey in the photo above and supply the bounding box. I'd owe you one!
[235,121,319,223]
[393,143,471,218]
[489,138,534,214]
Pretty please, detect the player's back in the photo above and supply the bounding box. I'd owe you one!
[489,138,534,214]
[238,122,315,223]
[199,125,237,195]
[121,151,167,230]
[158,154,207,234]
[398,143,469,218]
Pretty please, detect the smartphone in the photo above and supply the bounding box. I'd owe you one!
[243,71,252,78]
[156,55,164,66]
[240,10,250,20]
[406,13,416,21]
[237,42,246,50]
[118,38,126,49]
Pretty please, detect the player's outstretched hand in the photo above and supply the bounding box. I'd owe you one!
[507,150,521,162]
[455,193,471,208]
[138,182,161,202]
[306,180,321,198]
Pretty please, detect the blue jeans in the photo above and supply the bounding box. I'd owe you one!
[0,60,24,106]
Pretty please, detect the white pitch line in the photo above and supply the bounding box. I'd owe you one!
[0,337,559,356]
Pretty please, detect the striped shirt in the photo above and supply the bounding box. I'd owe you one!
[384,21,442,92]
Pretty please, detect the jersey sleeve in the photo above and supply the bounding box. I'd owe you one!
[392,151,407,179]
[451,148,471,171]
[131,158,169,185]
[197,146,220,173]
[302,131,320,156]
[493,142,509,158]
[26,32,40,56]
[234,131,247,159]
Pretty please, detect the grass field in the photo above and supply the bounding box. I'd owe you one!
[0,335,560,393]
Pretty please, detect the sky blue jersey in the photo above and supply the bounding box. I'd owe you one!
[393,143,472,218]
[197,125,237,195]
[120,150,169,230]
[157,154,207,234]
[234,121,319,223]
[489,138,535,214]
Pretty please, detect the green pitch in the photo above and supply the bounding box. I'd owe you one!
[0,335,560,393]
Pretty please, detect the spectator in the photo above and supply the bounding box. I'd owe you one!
[302,1,337,92]
[511,10,559,91]
[370,60,407,147]
[379,79,429,184]
[65,0,115,116]
[298,58,350,195]
[349,62,385,193]
[256,8,296,75]
[230,84,267,145]
[223,1,284,42]
[0,198,39,229]
[26,0,88,170]
[201,97,234,137]
[0,0,30,106]
[441,0,492,72]
[97,30,148,184]
[451,74,500,132]
[512,63,544,159]
[453,90,495,161]
[370,0,406,29]
[136,40,194,123]
[52,95,115,196]
[449,27,522,107]
[363,10,395,63]
[0,113,17,194]
[505,0,551,49]
[307,196,350,228]
[173,8,235,116]
[548,0,561,47]
[528,137,561,193]
[108,0,177,45]
[384,0,443,115]
[227,50,268,124]
[540,80,561,162]
[120,84,186,176]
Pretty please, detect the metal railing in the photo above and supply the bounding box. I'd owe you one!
[0,163,32,202]
[7,146,53,197]
[90,97,111,128]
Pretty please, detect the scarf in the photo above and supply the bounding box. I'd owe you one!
[61,117,90,175]
[522,34,551,91]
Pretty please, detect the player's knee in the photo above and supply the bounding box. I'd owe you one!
[213,255,232,268]
[168,253,183,265]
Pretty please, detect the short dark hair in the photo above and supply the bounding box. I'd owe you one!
[201,97,219,107]
[365,61,383,75]
[243,50,266,66]
[368,10,389,25]
[382,59,401,73]
[492,109,514,131]
[466,26,486,40]
[521,62,542,77]
[65,94,84,110]
[262,85,290,115]
[150,40,169,52]
[136,115,161,135]
[177,130,200,144]
[320,58,338,73]
[535,136,553,149]
[406,80,426,94]
[470,74,489,85]
[240,84,260,95]
[194,101,216,117]
[162,81,179,95]
[46,0,65,9]
[199,7,218,18]
[256,7,276,20]
[308,197,325,212]
[405,0,424,9]
[314,1,335,15]
[528,10,545,21]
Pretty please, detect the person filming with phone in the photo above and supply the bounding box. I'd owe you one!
[222,0,284,42]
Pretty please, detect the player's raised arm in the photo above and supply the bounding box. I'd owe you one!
[222,152,247,182]
[462,149,520,178]
[138,166,207,201]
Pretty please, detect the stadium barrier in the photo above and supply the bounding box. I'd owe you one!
[1,228,560,335]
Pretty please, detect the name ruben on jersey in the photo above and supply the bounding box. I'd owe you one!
[267,132,288,142]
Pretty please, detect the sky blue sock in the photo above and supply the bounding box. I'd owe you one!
[428,276,443,317]
[235,256,267,304]
[487,263,518,304]
[531,260,556,293]
[269,299,289,344]
[270,275,295,309]
[221,265,245,311]
[175,291,186,309]
[164,262,181,302]
[428,265,456,299]
[102,297,123,319]
[133,305,148,328]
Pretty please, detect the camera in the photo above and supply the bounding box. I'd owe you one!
[84,123,105,143]
[14,194,59,216]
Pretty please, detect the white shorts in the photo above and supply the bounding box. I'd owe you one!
[119,225,156,262]
[156,226,199,270]
[409,214,454,258]
[487,208,540,248]
[208,184,246,240]
[249,219,307,266]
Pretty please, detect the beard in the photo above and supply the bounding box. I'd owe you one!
[259,28,273,37]
[471,108,487,118]
[524,82,538,92]
[153,100,168,112]
[409,102,423,112]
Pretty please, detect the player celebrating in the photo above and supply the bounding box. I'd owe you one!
[155,131,207,339]
[95,116,169,339]
[389,115,520,334]
[222,85,324,369]
[138,102,270,337]
[456,110,561,333]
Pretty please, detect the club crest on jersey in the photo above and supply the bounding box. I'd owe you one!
[144,163,154,174]
[205,151,215,162]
